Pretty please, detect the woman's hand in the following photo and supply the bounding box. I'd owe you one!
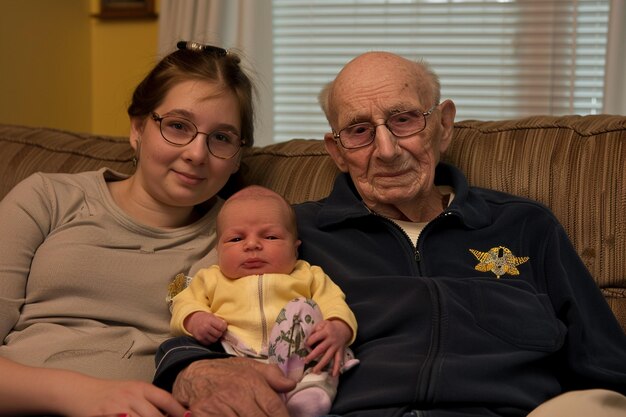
[173,357,296,417]
[0,357,188,417]
[67,378,188,417]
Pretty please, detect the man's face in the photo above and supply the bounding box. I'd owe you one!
[324,53,455,219]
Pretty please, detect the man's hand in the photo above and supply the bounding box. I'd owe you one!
[172,357,296,417]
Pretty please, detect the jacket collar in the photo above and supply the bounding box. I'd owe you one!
[316,163,491,230]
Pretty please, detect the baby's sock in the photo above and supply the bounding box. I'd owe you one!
[285,386,332,417]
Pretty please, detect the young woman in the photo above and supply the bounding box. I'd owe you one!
[0,41,258,417]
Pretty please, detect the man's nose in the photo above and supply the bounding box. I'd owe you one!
[373,124,399,156]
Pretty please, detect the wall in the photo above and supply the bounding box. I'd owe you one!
[0,1,92,132]
[0,0,158,137]
[90,0,159,136]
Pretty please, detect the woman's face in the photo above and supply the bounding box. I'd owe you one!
[131,80,242,210]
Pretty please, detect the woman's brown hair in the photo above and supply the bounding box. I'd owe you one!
[128,43,256,148]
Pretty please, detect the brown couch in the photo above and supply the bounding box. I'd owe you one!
[1,115,625,332]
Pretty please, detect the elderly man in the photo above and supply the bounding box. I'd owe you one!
[155,52,626,417]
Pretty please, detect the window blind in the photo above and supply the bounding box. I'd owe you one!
[272,0,610,142]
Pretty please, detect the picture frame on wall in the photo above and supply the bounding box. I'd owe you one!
[97,0,157,20]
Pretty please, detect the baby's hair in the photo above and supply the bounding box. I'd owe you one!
[217,185,297,238]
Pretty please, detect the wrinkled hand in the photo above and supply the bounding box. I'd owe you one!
[305,319,353,376]
[184,311,227,345]
[67,378,187,417]
[173,357,296,417]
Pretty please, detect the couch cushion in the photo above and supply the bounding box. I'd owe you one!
[0,124,134,200]
[241,139,340,204]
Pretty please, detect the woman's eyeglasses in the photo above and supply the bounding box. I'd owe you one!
[151,112,244,159]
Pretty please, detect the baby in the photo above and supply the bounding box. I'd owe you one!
[171,185,358,417]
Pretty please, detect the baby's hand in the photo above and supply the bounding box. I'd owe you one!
[304,319,352,377]
[184,311,227,345]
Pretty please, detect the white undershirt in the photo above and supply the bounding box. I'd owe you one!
[389,186,455,247]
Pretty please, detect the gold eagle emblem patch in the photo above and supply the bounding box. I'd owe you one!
[470,246,529,279]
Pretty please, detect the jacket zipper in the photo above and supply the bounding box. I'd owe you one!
[257,274,268,352]
[371,212,421,271]
[413,211,454,405]
[374,210,454,274]
[415,278,442,403]
[414,211,454,273]
[376,210,454,406]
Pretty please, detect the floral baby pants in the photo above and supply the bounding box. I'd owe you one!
[221,297,358,402]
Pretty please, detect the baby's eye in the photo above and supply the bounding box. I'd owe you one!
[228,237,243,242]
[265,235,279,240]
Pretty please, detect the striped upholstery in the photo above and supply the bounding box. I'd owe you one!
[0,125,133,200]
[1,114,625,331]
[241,138,339,204]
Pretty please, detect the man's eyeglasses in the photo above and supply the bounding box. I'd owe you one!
[151,112,244,159]
[333,106,437,149]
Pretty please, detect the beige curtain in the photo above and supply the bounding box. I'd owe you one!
[157,0,275,146]
[604,0,626,115]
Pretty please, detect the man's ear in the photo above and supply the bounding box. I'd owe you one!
[323,132,349,172]
[437,99,456,153]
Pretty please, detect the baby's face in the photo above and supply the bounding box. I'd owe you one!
[217,197,301,279]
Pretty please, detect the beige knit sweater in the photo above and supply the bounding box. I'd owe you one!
[0,169,221,381]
